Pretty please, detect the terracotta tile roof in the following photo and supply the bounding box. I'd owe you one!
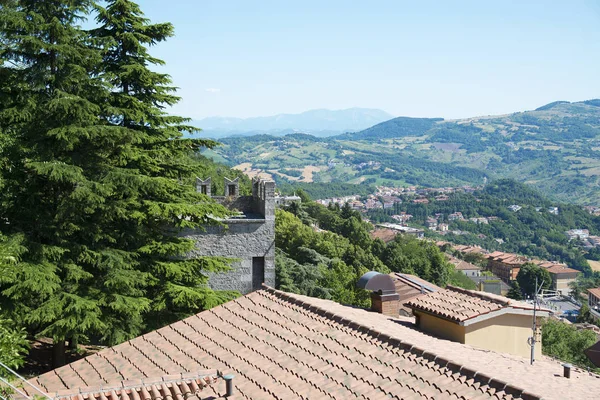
[27,287,599,400]
[391,272,441,294]
[43,371,222,400]
[389,273,440,314]
[487,251,505,258]
[531,260,561,269]
[404,286,551,323]
[588,287,600,299]
[447,255,481,271]
[545,265,580,275]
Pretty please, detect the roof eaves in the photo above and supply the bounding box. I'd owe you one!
[45,370,222,400]
[460,307,553,327]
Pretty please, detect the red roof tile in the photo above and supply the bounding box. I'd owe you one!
[588,287,600,299]
[43,371,222,400]
[390,273,441,315]
[545,265,580,275]
[26,287,599,400]
[404,286,551,323]
[447,255,481,271]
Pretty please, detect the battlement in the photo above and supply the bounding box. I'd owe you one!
[195,177,276,220]
[188,176,277,294]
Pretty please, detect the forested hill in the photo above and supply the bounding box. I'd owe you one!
[335,117,444,140]
[203,99,600,204]
[344,99,600,142]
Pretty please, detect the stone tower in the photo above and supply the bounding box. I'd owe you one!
[181,177,276,294]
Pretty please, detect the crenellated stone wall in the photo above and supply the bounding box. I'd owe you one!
[181,177,276,294]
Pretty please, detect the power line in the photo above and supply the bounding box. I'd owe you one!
[0,361,51,400]
[0,376,31,400]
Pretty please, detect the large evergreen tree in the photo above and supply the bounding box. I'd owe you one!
[0,0,232,366]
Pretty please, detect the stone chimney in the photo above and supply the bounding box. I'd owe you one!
[370,291,400,317]
[357,271,399,317]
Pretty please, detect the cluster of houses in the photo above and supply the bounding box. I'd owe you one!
[510,204,560,214]
[354,160,381,170]
[565,228,600,248]
[424,212,499,233]
[314,184,482,212]
[584,205,600,215]
[436,242,580,296]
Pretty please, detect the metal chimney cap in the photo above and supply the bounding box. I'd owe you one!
[357,271,396,293]
[357,271,381,289]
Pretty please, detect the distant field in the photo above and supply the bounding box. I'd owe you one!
[432,142,462,151]
[233,162,252,171]
[588,260,600,272]
[301,165,321,182]
[233,163,273,180]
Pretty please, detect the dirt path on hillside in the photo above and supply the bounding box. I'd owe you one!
[301,166,321,182]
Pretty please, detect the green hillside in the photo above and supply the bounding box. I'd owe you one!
[202,99,600,204]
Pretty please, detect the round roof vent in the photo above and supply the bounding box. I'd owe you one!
[357,271,396,294]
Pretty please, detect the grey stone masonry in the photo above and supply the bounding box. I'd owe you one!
[224,177,239,197]
[196,177,211,196]
[181,177,276,294]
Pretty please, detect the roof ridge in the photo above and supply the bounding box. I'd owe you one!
[445,285,511,306]
[392,273,433,292]
[261,285,540,400]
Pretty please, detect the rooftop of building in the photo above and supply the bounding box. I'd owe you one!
[447,255,481,271]
[376,223,424,233]
[389,272,441,315]
[42,371,224,400]
[24,287,600,400]
[545,264,580,275]
[405,285,552,325]
[588,287,600,299]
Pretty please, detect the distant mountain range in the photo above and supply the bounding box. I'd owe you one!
[204,99,600,204]
[191,108,394,138]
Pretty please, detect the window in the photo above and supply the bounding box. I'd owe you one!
[201,185,207,195]
[228,184,236,196]
[252,257,265,291]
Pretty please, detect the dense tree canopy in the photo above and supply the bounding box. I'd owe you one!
[0,0,234,366]
[542,318,598,370]
[516,263,552,298]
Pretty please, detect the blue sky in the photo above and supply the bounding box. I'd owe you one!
[131,0,600,119]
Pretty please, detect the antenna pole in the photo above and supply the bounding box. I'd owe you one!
[530,277,544,365]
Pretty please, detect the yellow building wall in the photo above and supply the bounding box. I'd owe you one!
[415,311,465,343]
[415,311,543,360]
[465,314,543,359]
[554,277,576,295]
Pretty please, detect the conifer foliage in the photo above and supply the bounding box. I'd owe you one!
[0,0,232,366]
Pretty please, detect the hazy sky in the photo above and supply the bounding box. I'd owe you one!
[132,0,600,119]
